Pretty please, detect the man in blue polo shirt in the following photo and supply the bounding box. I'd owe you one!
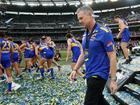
[114,16,132,64]
[69,6,117,105]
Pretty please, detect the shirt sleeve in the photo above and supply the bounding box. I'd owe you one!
[102,32,114,52]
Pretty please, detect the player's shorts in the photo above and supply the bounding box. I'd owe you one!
[40,48,54,59]
[121,28,131,43]
[12,51,19,63]
[29,50,35,58]
[24,49,31,59]
[1,52,11,69]
[72,54,80,63]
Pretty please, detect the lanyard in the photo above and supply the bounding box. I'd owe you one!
[85,23,97,49]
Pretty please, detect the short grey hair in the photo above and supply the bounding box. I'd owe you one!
[76,5,93,16]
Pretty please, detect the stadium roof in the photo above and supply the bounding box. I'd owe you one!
[2,0,90,6]
[0,0,140,13]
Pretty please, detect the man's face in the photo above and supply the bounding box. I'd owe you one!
[114,18,119,23]
[46,36,51,41]
[77,11,91,28]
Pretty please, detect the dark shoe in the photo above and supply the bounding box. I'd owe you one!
[5,90,12,94]
[0,76,6,83]
[15,75,23,80]
[129,56,132,62]
[50,69,55,79]
[122,59,130,64]
[57,65,61,71]
[36,76,45,80]
[22,68,27,72]
[82,69,86,74]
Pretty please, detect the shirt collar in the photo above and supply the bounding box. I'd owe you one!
[86,23,100,36]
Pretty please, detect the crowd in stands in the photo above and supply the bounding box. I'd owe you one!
[55,43,67,50]
[54,40,140,51]
[97,8,140,24]
[0,6,140,52]
[0,7,139,29]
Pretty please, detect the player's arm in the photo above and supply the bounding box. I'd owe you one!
[66,39,71,62]
[9,42,14,53]
[75,41,85,77]
[52,58,60,66]
[32,42,36,50]
[58,53,61,60]
[51,41,56,48]
[47,39,52,47]
[103,32,117,80]
[117,20,126,38]
[103,31,118,94]
[77,41,83,54]
[19,43,26,51]
[17,44,22,61]
[10,43,14,60]
[35,45,39,59]
[17,44,21,53]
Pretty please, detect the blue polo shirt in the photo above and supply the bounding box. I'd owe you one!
[82,23,114,80]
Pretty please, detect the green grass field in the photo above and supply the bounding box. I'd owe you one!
[59,49,71,65]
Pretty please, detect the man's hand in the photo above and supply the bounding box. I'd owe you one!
[110,80,118,95]
[0,64,3,69]
[69,71,77,81]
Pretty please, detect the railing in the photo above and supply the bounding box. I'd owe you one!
[0,21,140,30]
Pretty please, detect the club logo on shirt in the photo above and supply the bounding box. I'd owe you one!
[90,35,96,41]
[90,30,98,41]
